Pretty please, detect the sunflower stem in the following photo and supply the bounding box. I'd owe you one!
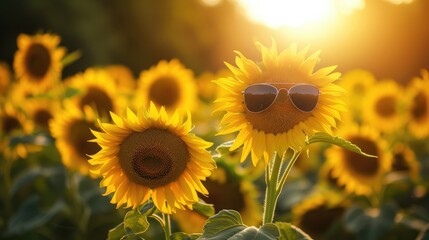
[162,213,172,240]
[262,152,284,224]
[276,150,300,196]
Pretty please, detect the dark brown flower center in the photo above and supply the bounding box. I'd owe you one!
[119,128,190,188]
[300,205,345,238]
[79,87,113,116]
[132,150,172,180]
[149,77,180,108]
[343,136,379,176]
[392,152,410,172]
[375,95,396,118]
[34,109,52,129]
[411,92,427,121]
[2,116,22,134]
[68,120,100,159]
[198,171,245,213]
[245,89,312,134]
[25,43,51,80]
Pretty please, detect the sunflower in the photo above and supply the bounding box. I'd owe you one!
[135,59,197,113]
[0,62,11,96]
[13,33,65,91]
[50,104,100,177]
[292,191,348,239]
[89,104,215,213]
[406,70,429,139]
[22,98,60,132]
[362,79,405,134]
[0,102,34,159]
[214,41,346,166]
[104,64,135,92]
[324,124,392,196]
[65,68,126,118]
[339,69,376,120]
[173,160,261,233]
[390,143,420,181]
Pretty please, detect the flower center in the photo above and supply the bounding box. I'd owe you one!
[245,90,312,134]
[25,43,51,80]
[375,95,396,118]
[34,109,52,129]
[2,116,22,134]
[412,91,427,121]
[149,77,180,108]
[300,205,345,238]
[79,87,114,116]
[392,152,410,172]
[68,120,100,159]
[132,150,172,180]
[119,128,190,188]
[343,136,379,176]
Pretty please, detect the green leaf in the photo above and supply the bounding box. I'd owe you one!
[306,132,377,158]
[138,200,156,216]
[276,222,313,240]
[170,232,201,240]
[5,196,65,236]
[215,140,235,156]
[192,200,215,218]
[9,133,52,147]
[344,205,397,240]
[200,210,279,240]
[124,210,150,235]
[63,87,81,98]
[108,223,127,240]
[62,50,82,67]
[11,165,65,196]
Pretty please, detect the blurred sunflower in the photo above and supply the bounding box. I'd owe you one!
[89,105,215,213]
[135,59,197,113]
[406,70,429,139]
[22,98,60,132]
[339,69,376,120]
[325,124,392,196]
[13,33,65,91]
[292,191,348,239]
[0,62,11,96]
[173,161,261,233]
[391,143,420,181]
[65,68,126,118]
[104,64,136,92]
[50,104,100,177]
[363,80,404,134]
[196,68,231,102]
[214,41,346,165]
[0,102,34,159]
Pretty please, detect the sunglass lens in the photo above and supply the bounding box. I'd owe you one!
[244,84,277,112]
[289,84,319,112]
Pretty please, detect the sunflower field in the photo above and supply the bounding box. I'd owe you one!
[1,1,429,240]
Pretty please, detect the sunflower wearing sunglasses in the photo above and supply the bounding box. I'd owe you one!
[214,41,346,165]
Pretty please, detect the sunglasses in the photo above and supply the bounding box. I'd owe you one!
[243,83,320,113]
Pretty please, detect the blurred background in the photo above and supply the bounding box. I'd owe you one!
[1,0,428,83]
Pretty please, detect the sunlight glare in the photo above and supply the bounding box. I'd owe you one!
[236,0,337,29]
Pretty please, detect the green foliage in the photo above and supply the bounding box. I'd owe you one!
[200,210,279,240]
[344,204,397,240]
[192,200,215,218]
[170,232,201,240]
[124,210,150,236]
[306,132,377,158]
[11,165,65,196]
[4,196,65,237]
[275,222,312,240]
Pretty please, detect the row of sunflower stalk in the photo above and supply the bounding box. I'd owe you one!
[0,32,429,240]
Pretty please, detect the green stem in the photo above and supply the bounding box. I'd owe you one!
[2,155,12,220]
[163,213,171,240]
[276,151,300,196]
[262,153,284,224]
